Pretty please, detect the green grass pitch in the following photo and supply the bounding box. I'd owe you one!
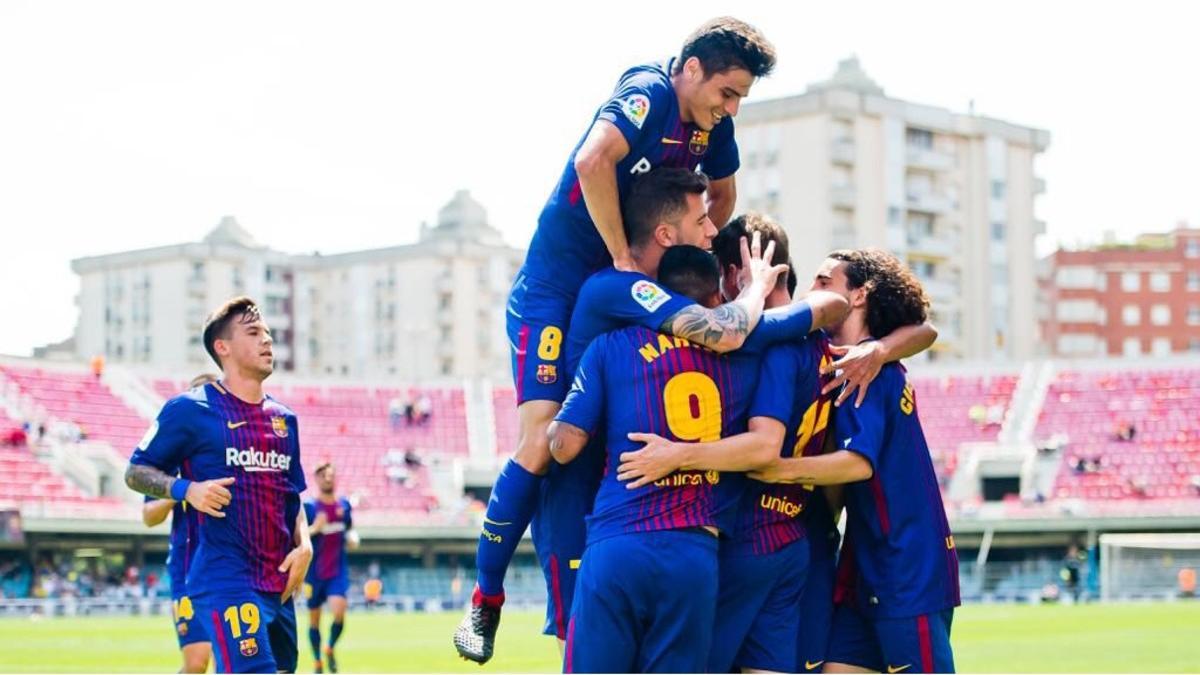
[2,602,1198,672]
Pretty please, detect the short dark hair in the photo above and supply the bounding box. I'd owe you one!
[623,168,710,248]
[201,296,262,369]
[828,248,930,338]
[675,17,776,79]
[712,212,790,291]
[658,245,720,304]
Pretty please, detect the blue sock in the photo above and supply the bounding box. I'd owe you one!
[475,458,544,597]
[329,620,344,649]
[308,626,321,661]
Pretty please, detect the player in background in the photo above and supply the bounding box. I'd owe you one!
[125,297,312,674]
[457,18,776,664]
[749,250,961,674]
[304,462,359,674]
[141,372,219,673]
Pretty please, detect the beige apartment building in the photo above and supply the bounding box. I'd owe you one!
[736,57,1050,360]
[70,190,523,380]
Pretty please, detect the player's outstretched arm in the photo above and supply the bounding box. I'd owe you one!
[661,233,787,352]
[547,421,590,465]
[821,320,939,407]
[748,450,873,485]
[805,290,851,333]
[707,175,737,229]
[617,416,786,489]
[141,499,174,527]
[576,120,636,271]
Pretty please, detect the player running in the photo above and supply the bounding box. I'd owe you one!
[125,297,313,674]
[457,18,776,664]
[141,372,218,674]
[749,250,961,674]
[304,461,359,674]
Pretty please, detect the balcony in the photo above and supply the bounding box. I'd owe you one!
[906,191,951,214]
[1034,177,1047,195]
[831,185,856,209]
[905,147,953,172]
[831,139,855,165]
[907,236,956,259]
[923,279,958,304]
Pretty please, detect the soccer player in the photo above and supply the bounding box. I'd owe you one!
[748,250,961,674]
[457,18,777,663]
[125,297,313,674]
[141,372,219,674]
[304,462,359,674]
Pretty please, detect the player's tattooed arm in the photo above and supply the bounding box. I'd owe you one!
[548,421,590,465]
[124,463,175,499]
[660,302,751,353]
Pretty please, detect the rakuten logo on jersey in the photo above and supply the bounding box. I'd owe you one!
[226,446,292,473]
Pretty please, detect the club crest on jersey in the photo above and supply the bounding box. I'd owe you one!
[689,129,710,155]
[239,637,259,657]
[631,280,671,312]
[622,94,650,129]
[536,364,558,385]
[271,416,289,438]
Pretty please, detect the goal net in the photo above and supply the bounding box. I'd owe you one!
[1099,533,1200,601]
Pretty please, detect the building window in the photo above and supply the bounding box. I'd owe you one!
[1122,305,1140,326]
[991,180,1006,200]
[991,222,1006,241]
[1191,339,1200,353]
[1056,266,1098,290]
[906,127,933,150]
[1150,305,1171,325]
[1186,239,1200,258]
[1189,305,1200,325]
[1122,337,1141,357]
[1188,272,1200,292]
[1149,272,1171,292]
[1056,300,1099,323]
[1151,337,1172,356]
[1120,271,1140,292]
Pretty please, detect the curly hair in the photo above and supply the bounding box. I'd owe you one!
[828,248,929,338]
[675,17,776,79]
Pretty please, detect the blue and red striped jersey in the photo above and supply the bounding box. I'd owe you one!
[731,333,835,555]
[304,497,352,582]
[556,326,766,545]
[523,58,739,296]
[130,381,306,597]
[834,361,961,619]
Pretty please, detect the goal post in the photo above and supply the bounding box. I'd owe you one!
[1099,533,1200,601]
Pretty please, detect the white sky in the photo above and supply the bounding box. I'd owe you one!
[1,0,1197,356]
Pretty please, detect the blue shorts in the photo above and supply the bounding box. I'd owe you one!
[506,270,574,405]
[798,528,840,672]
[708,537,809,673]
[172,593,210,649]
[305,572,350,610]
[565,529,718,673]
[532,438,604,638]
[196,590,298,674]
[827,604,955,674]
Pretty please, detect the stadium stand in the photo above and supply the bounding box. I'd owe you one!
[1036,367,1200,501]
[0,363,146,453]
[909,373,1019,478]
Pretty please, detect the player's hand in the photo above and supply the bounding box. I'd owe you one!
[279,543,313,602]
[617,433,686,489]
[821,341,887,407]
[184,477,235,518]
[310,510,328,533]
[612,254,639,273]
[737,231,789,296]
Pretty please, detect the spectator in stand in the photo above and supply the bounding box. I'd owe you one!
[90,354,105,381]
[1060,545,1085,602]
[404,391,416,426]
[1114,420,1137,442]
[404,447,422,468]
[1179,568,1197,599]
[414,393,432,426]
[388,396,405,431]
